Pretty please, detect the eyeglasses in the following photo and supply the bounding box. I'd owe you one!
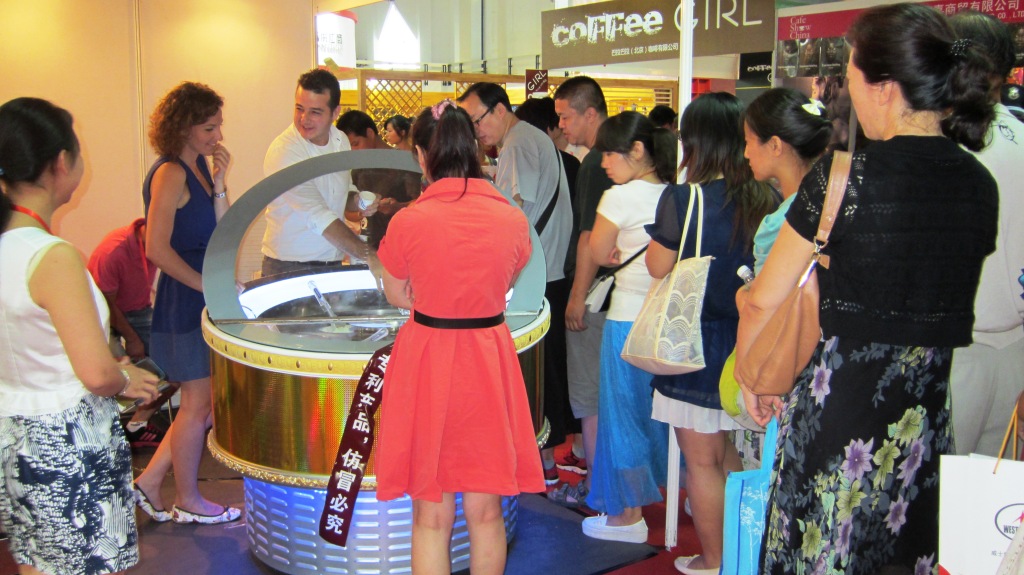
[471,106,495,127]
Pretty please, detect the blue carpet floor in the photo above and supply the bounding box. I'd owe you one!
[122,479,655,575]
[502,494,658,575]
[116,448,657,575]
[0,423,658,575]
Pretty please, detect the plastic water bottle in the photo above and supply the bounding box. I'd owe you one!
[737,265,755,285]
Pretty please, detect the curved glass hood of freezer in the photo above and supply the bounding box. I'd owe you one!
[201,148,548,354]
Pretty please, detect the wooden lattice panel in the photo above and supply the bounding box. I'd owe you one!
[337,67,676,127]
[454,81,475,98]
[452,81,506,100]
[363,78,422,136]
[654,88,674,107]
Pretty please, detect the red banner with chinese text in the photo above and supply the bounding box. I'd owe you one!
[778,0,1024,41]
[319,344,392,547]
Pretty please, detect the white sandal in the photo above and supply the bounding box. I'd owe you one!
[171,504,242,525]
[133,483,172,523]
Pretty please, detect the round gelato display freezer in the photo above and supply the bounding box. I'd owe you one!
[199,149,550,575]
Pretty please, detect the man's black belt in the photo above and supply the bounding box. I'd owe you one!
[294,259,338,266]
[413,311,505,329]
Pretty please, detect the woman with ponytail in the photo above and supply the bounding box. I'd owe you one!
[569,111,676,540]
[374,100,544,575]
[736,4,998,573]
[0,98,159,575]
[643,93,777,574]
[742,88,833,272]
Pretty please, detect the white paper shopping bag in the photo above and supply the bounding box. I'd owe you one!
[938,454,1024,575]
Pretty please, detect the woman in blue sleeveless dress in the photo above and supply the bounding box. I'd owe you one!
[646,93,778,575]
[132,82,240,525]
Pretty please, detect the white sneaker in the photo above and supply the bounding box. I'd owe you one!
[581,514,648,544]
[674,555,720,575]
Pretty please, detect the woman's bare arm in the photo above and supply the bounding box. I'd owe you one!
[589,215,622,267]
[146,162,204,292]
[29,243,159,401]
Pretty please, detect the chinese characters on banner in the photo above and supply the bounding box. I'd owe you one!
[319,344,393,547]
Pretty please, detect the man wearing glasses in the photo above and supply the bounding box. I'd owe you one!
[458,83,575,485]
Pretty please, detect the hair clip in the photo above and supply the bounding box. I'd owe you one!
[801,99,825,116]
[950,38,972,58]
[431,99,456,120]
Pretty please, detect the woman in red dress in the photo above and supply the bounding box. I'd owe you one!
[375,100,545,575]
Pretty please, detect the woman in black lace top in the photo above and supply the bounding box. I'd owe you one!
[736,4,998,574]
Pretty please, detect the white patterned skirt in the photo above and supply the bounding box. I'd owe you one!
[0,393,139,575]
[651,388,744,433]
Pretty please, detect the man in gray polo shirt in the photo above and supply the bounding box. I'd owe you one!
[459,83,574,484]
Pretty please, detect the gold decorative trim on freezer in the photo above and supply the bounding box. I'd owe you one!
[208,434,379,490]
[203,321,367,377]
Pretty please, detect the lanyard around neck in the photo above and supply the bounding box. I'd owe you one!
[11,205,51,234]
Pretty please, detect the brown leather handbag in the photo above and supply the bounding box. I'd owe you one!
[735,151,852,396]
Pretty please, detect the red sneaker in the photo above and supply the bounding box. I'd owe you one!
[555,451,588,475]
[544,465,560,485]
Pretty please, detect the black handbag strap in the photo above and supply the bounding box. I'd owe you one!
[595,245,648,280]
[534,148,563,235]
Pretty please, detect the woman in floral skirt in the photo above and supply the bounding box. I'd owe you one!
[736,4,998,573]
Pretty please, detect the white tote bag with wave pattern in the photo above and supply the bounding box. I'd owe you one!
[621,183,709,376]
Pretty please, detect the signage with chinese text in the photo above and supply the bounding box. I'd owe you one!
[316,11,357,69]
[778,0,1024,42]
[541,0,775,69]
[319,344,392,547]
[777,0,1024,78]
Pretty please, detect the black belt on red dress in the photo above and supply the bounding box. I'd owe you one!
[413,311,505,329]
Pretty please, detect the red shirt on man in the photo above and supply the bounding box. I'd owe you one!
[87,218,157,313]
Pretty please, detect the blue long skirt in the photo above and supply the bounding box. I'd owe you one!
[585,319,669,516]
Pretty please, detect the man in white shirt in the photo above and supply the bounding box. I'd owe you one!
[262,68,376,277]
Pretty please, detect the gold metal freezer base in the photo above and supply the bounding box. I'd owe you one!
[202,303,550,487]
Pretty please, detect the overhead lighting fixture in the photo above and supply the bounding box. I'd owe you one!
[373,1,419,70]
